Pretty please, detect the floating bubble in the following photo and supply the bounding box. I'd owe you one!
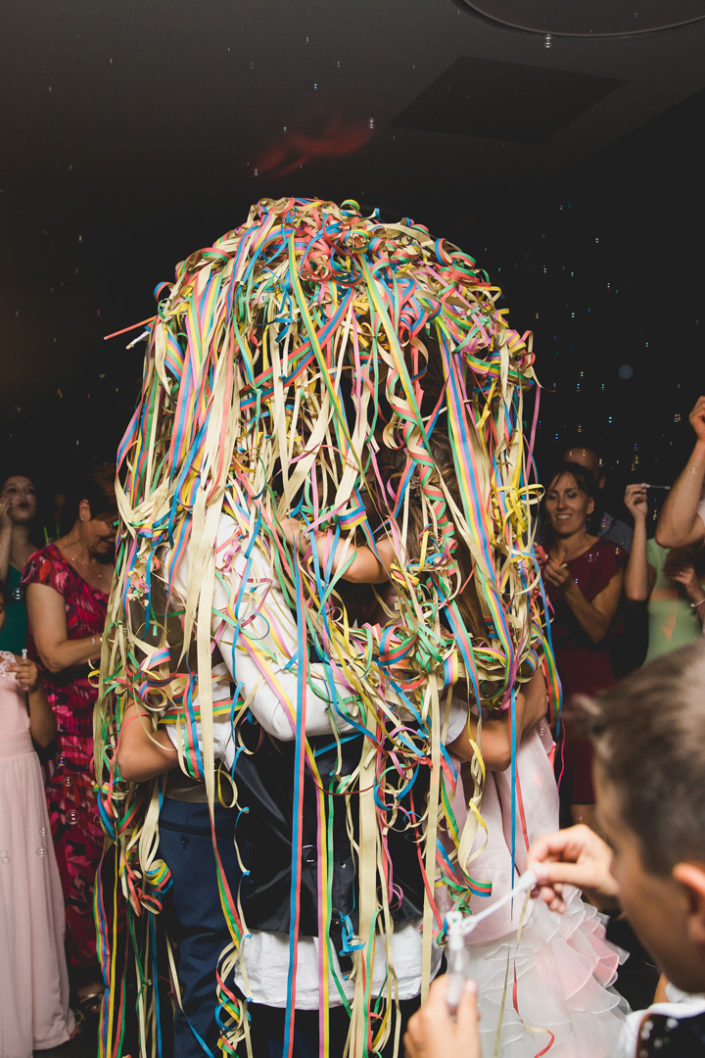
[618,364,634,380]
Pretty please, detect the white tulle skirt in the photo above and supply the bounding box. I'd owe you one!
[466,886,628,1057]
[442,724,629,1057]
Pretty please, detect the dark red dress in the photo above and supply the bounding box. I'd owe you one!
[546,538,625,804]
[22,544,108,977]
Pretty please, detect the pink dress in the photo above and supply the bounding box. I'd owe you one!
[22,544,108,975]
[0,651,75,1058]
[441,723,627,1057]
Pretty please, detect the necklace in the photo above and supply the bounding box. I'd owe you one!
[68,551,105,580]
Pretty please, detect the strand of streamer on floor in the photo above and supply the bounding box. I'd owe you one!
[94,197,560,1058]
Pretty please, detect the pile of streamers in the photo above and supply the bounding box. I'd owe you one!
[94,197,559,1058]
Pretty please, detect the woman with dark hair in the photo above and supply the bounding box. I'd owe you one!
[0,471,41,653]
[540,462,624,829]
[22,464,116,1010]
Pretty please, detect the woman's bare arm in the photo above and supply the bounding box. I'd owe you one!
[26,582,102,674]
[544,557,623,645]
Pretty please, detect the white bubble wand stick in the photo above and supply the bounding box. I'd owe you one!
[444,869,536,1017]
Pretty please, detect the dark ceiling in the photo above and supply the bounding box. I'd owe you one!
[2,0,705,491]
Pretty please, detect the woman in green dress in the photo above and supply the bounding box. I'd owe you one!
[0,472,41,653]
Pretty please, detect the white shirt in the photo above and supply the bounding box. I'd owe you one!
[616,989,705,1058]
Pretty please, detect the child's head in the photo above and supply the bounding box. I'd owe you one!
[577,642,705,992]
[374,427,484,639]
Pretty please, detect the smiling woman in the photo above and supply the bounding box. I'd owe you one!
[540,461,625,828]
[21,464,116,1008]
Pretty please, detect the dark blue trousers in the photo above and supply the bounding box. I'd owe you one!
[247,996,421,1058]
[158,797,242,1058]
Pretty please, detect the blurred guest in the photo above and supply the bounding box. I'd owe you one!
[562,437,633,552]
[0,577,76,1055]
[656,395,705,548]
[0,472,41,653]
[624,482,705,659]
[540,462,624,829]
[22,465,115,1012]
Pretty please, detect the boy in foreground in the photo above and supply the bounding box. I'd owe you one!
[405,641,705,1058]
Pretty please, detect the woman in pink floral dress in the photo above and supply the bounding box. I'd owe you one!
[23,466,115,1009]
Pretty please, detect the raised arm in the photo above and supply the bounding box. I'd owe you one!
[13,655,56,747]
[656,396,705,548]
[26,582,103,673]
[0,495,11,583]
[623,484,656,602]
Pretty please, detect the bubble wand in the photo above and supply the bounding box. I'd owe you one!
[444,869,537,1017]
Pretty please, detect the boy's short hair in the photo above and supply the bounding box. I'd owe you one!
[575,642,705,875]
